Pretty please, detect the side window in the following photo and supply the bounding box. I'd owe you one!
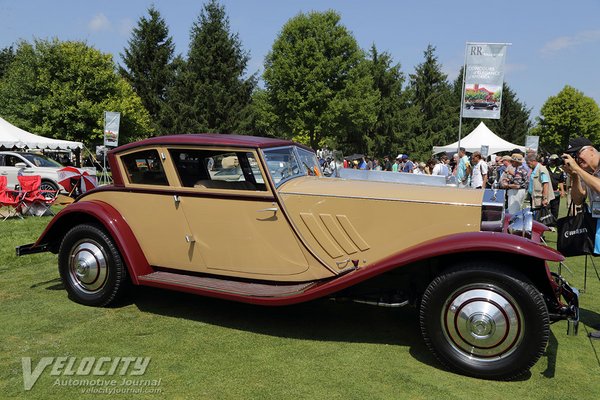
[169,149,266,191]
[121,149,168,186]
[5,155,23,167]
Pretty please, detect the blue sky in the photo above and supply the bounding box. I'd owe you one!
[1,0,599,121]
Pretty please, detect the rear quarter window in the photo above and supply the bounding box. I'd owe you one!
[121,149,168,186]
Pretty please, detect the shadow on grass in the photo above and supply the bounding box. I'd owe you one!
[131,285,423,347]
[126,287,557,379]
[30,277,63,290]
[132,286,452,369]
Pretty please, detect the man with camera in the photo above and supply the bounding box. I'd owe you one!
[562,137,600,339]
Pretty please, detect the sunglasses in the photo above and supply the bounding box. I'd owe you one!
[575,146,591,163]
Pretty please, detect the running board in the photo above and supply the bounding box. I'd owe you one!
[137,271,317,298]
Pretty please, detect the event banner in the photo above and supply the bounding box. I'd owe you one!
[462,43,508,119]
[103,111,121,147]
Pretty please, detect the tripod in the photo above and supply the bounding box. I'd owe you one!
[584,255,600,291]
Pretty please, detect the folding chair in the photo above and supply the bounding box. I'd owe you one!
[0,176,24,220]
[17,175,58,216]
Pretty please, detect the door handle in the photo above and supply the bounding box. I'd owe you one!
[185,235,195,243]
[257,207,278,213]
[173,195,180,207]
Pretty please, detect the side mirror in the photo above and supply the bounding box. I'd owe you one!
[15,162,28,168]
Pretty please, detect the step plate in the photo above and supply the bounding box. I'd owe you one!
[138,271,317,298]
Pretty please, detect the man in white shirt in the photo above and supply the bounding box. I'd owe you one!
[470,151,488,189]
[432,154,450,177]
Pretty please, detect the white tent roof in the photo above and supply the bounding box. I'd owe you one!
[0,116,82,150]
[432,122,526,155]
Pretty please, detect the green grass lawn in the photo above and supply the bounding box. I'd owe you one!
[1,206,600,399]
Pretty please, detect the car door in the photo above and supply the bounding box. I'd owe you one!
[106,147,207,271]
[0,153,29,189]
[167,147,309,278]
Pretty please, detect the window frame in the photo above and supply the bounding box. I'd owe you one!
[165,145,272,195]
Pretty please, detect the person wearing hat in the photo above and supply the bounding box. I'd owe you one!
[401,154,414,173]
[547,154,566,223]
[496,155,512,185]
[562,136,600,339]
[502,153,528,214]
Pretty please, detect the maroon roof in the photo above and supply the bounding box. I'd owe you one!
[111,133,307,154]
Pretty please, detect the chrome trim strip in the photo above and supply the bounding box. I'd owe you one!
[279,191,480,207]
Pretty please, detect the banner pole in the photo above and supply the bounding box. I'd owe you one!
[457,43,468,156]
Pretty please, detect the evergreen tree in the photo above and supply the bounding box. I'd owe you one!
[0,45,15,80]
[164,0,256,133]
[365,45,406,158]
[406,45,455,160]
[120,6,175,133]
[486,84,532,146]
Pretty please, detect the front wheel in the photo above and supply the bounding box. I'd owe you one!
[419,263,549,380]
[58,224,128,307]
[40,180,59,199]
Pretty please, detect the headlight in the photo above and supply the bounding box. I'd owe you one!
[508,208,534,238]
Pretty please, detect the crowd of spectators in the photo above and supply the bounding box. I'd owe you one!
[319,148,567,224]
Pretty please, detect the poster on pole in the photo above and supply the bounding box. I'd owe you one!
[462,43,508,120]
[525,135,539,152]
[480,145,489,159]
[103,111,121,147]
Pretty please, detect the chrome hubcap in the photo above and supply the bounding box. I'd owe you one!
[69,240,109,293]
[443,286,523,360]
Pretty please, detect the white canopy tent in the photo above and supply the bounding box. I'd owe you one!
[432,122,526,155]
[0,116,82,150]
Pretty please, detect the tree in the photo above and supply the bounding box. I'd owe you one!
[533,85,600,153]
[364,45,407,157]
[262,10,378,150]
[485,83,532,146]
[0,39,152,146]
[0,45,15,80]
[163,0,256,134]
[406,45,455,160]
[120,6,175,133]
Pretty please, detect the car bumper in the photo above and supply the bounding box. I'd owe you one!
[550,272,579,335]
[16,242,49,256]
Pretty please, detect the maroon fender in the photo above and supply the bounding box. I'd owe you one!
[372,230,564,269]
[140,231,564,306]
[33,200,152,284]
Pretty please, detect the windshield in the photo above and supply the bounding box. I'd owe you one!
[263,146,321,187]
[21,153,63,168]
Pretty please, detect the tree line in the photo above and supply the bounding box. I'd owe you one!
[1,0,599,160]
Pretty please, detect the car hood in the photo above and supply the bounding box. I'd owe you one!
[278,176,483,206]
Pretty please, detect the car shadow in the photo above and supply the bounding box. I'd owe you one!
[130,286,573,379]
[131,286,423,348]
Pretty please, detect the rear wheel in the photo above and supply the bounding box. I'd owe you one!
[58,224,128,306]
[419,263,549,380]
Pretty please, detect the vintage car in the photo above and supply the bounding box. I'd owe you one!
[18,134,579,380]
